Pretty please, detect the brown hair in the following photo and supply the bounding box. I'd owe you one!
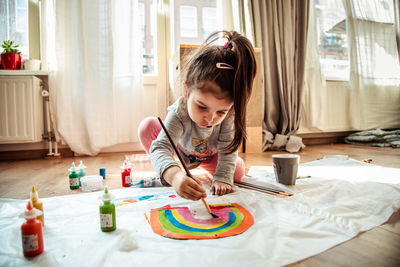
[183,31,257,153]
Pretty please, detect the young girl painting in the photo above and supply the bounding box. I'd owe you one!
[138,31,257,200]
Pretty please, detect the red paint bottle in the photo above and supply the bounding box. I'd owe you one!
[121,159,132,187]
[21,201,44,257]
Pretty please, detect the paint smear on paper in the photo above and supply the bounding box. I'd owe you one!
[113,192,177,206]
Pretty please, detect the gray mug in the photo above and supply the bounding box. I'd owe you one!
[272,154,300,185]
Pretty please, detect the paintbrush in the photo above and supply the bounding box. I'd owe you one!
[234,182,289,198]
[235,181,294,196]
[157,117,218,218]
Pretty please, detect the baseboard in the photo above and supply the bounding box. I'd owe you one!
[0,148,74,161]
[298,131,355,145]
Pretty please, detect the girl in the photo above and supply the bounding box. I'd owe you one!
[138,31,257,200]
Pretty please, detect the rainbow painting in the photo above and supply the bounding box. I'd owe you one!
[147,203,253,239]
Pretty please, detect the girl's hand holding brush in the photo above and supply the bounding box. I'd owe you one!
[162,165,207,201]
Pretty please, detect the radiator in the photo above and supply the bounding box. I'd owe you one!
[0,76,44,143]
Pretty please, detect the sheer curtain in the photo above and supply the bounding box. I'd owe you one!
[42,0,144,156]
[300,0,327,132]
[344,0,400,130]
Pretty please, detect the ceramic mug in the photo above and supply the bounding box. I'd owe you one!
[272,154,300,185]
[22,59,41,71]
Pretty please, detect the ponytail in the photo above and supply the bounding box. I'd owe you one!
[221,31,257,153]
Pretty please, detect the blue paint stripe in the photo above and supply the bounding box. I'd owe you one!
[164,210,236,232]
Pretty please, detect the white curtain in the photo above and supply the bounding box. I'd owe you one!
[42,0,144,156]
[301,0,326,132]
[344,0,400,130]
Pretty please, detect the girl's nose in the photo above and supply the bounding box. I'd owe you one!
[205,112,215,123]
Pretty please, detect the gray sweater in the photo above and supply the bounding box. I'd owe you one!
[150,96,238,185]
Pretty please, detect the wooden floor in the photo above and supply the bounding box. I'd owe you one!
[0,144,399,266]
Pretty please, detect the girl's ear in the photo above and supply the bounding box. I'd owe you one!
[182,82,189,99]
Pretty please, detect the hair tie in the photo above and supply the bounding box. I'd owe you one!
[216,62,234,70]
[224,42,233,50]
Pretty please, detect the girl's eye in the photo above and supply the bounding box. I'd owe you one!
[217,111,226,115]
[198,105,207,110]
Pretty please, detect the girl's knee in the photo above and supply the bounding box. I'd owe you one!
[138,117,160,153]
[138,117,158,134]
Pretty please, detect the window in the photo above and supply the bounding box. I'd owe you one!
[315,0,349,81]
[315,0,400,82]
[202,7,217,40]
[138,0,157,75]
[180,6,198,38]
[0,0,29,59]
[172,0,220,53]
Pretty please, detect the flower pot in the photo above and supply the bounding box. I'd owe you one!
[1,53,22,70]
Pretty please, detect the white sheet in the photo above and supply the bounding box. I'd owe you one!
[1,156,399,267]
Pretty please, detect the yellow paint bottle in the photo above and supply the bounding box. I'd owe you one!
[30,186,44,226]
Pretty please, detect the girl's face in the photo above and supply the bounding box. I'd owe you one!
[183,82,233,128]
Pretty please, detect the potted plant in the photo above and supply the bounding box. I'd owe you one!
[1,40,22,70]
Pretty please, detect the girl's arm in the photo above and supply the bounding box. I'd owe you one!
[149,107,206,200]
[213,116,238,185]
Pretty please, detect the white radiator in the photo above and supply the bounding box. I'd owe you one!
[0,76,44,143]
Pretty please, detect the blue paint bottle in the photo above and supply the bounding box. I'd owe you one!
[99,168,106,179]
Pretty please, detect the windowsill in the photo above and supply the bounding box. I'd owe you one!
[0,70,49,76]
[0,71,158,85]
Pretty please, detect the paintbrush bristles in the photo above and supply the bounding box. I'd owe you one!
[157,117,217,218]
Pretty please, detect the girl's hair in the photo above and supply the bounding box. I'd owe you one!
[183,31,257,153]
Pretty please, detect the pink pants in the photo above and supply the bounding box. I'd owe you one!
[138,117,245,182]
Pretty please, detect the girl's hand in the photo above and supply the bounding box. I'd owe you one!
[171,171,207,201]
[210,182,236,196]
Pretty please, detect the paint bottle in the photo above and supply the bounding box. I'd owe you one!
[77,160,87,187]
[68,162,80,190]
[30,186,44,226]
[120,159,132,187]
[99,186,116,232]
[131,177,163,187]
[21,200,44,257]
[99,168,106,179]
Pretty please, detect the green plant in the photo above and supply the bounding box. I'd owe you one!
[1,40,21,54]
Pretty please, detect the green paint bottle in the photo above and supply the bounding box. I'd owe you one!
[99,186,116,232]
[68,162,80,190]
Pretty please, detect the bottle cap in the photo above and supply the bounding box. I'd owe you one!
[120,159,132,170]
[78,160,87,170]
[68,162,78,172]
[24,200,42,219]
[30,185,39,201]
[100,186,114,201]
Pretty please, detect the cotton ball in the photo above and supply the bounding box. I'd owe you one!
[118,230,138,252]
